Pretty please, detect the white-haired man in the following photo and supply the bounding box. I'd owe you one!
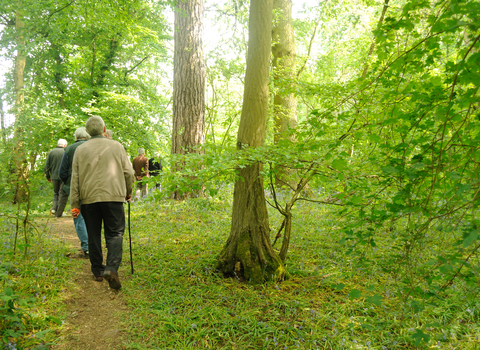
[44,138,68,216]
[70,116,135,289]
[104,129,113,139]
[59,127,90,258]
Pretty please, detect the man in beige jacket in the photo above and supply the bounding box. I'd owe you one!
[70,116,135,289]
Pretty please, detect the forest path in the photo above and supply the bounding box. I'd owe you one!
[46,216,130,350]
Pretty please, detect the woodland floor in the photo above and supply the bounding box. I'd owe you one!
[46,215,130,350]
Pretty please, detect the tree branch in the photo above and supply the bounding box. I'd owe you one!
[124,55,151,80]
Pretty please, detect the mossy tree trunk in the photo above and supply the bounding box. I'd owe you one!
[216,0,287,284]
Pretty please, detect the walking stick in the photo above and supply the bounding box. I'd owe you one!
[128,200,134,274]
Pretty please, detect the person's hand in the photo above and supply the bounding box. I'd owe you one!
[125,194,132,202]
[47,178,51,183]
[71,208,80,218]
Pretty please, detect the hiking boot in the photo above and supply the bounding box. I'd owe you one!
[94,275,104,282]
[80,250,89,259]
[103,270,121,290]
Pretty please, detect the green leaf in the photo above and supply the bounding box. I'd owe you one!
[463,230,478,248]
[349,195,363,205]
[332,158,347,171]
[333,283,345,291]
[381,166,400,175]
[412,329,430,346]
[411,162,425,170]
[365,294,382,306]
[349,289,362,299]
[439,264,453,273]
[4,288,13,297]
[455,183,471,195]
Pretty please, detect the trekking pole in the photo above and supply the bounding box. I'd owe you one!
[128,200,134,274]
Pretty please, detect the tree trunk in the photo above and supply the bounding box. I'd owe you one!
[171,0,206,199]
[0,93,6,146]
[216,0,287,284]
[52,44,66,108]
[272,0,298,188]
[12,7,29,204]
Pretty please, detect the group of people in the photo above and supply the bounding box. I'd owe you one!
[132,148,163,199]
[43,116,162,289]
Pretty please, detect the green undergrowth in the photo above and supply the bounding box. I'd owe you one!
[1,188,479,349]
[0,200,78,349]
[119,190,480,349]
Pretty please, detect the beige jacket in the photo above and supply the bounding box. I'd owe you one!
[70,136,135,209]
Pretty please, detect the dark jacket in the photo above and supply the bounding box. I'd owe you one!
[148,157,162,177]
[44,146,65,181]
[59,139,88,195]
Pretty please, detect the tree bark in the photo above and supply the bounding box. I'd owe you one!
[171,0,206,199]
[0,93,6,146]
[13,7,29,204]
[52,44,66,108]
[272,0,298,188]
[216,0,287,284]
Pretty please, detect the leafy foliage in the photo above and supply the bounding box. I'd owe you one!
[0,0,479,347]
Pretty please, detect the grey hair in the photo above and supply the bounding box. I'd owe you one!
[138,148,145,155]
[105,129,113,139]
[74,127,90,140]
[85,116,105,136]
[57,139,67,146]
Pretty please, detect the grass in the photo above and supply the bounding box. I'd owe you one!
[0,199,77,349]
[0,185,479,349]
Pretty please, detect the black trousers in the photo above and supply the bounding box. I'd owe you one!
[81,202,125,277]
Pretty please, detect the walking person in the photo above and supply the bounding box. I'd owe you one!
[148,153,163,190]
[104,129,113,139]
[70,116,135,289]
[59,127,90,258]
[132,148,149,200]
[44,138,68,217]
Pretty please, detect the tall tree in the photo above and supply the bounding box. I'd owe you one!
[272,0,297,188]
[12,6,28,204]
[216,0,287,283]
[171,0,206,198]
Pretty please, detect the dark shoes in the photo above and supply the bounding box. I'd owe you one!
[80,250,89,259]
[103,270,122,290]
[94,275,104,282]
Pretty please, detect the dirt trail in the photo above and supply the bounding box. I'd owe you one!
[47,216,129,350]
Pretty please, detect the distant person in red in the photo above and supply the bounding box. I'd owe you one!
[70,116,134,289]
[132,148,149,200]
[44,138,68,217]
